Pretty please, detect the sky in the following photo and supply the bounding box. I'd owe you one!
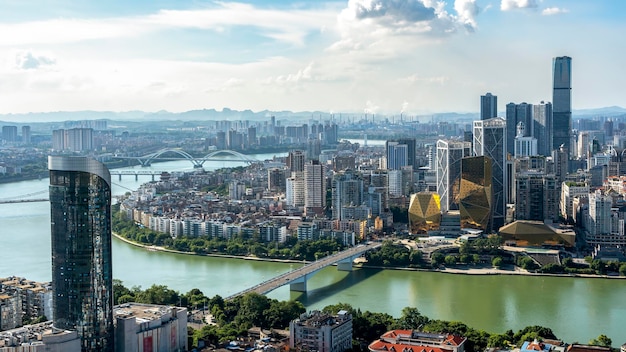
[0,0,624,115]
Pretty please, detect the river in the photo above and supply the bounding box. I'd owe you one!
[0,153,625,344]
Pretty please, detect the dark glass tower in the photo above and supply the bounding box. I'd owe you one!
[49,156,113,352]
[552,56,572,153]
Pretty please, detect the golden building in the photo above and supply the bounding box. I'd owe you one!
[408,193,441,234]
[459,156,492,231]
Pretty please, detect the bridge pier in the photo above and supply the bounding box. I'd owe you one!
[289,277,307,292]
[337,259,353,271]
[118,174,122,181]
[135,174,139,181]
[151,174,155,181]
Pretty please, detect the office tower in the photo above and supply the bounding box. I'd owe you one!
[331,169,363,220]
[459,156,493,231]
[505,102,532,156]
[436,140,471,212]
[49,156,114,351]
[408,192,441,234]
[481,93,498,120]
[533,101,553,156]
[304,160,326,216]
[21,126,31,145]
[2,125,18,143]
[286,150,306,173]
[473,118,507,230]
[552,56,572,153]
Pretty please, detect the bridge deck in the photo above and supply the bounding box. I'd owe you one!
[226,242,381,300]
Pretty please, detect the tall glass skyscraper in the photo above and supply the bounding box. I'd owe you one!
[49,156,114,352]
[473,118,507,230]
[552,56,572,153]
[480,93,498,120]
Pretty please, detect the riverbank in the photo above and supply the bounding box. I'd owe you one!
[112,233,308,265]
[113,233,625,280]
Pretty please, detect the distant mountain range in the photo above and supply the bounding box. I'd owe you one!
[1,106,625,124]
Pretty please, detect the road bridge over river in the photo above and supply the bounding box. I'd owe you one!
[226,242,382,300]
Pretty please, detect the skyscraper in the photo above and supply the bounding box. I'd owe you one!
[49,156,114,351]
[532,101,553,156]
[552,56,572,153]
[480,93,498,120]
[473,118,507,230]
[505,102,532,156]
[459,156,492,231]
[436,140,471,212]
[304,160,326,216]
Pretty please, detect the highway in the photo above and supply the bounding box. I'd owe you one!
[226,242,382,300]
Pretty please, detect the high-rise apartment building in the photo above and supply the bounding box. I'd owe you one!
[552,56,572,153]
[286,150,306,173]
[481,93,498,120]
[386,138,416,170]
[2,126,18,143]
[532,101,553,156]
[473,118,507,230]
[21,126,31,145]
[52,128,94,152]
[332,169,363,220]
[436,140,471,212]
[304,160,326,216]
[49,156,114,351]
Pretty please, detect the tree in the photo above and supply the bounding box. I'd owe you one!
[589,334,612,347]
[620,263,626,276]
[431,252,445,267]
[492,256,503,268]
[395,307,429,330]
[445,255,457,266]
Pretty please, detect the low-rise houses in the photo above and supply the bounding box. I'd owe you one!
[0,277,52,331]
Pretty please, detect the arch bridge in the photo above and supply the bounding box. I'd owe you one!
[115,149,259,168]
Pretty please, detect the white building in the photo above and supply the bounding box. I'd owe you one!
[560,182,589,221]
[388,170,403,197]
[0,322,81,352]
[286,174,305,207]
[114,303,187,352]
[289,310,352,352]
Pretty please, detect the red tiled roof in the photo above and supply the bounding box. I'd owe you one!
[445,335,465,346]
[369,340,452,352]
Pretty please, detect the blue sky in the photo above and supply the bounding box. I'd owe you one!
[0,0,624,115]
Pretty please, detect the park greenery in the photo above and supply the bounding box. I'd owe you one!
[113,281,614,351]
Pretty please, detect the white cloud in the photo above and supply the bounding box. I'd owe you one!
[500,0,538,11]
[0,2,336,46]
[454,0,480,32]
[14,51,56,70]
[542,7,568,16]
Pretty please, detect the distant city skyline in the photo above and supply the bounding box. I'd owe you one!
[0,1,624,115]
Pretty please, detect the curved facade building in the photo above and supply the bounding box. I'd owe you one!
[408,193,441,234]
[459,156,492,231]
[49,156,113,351]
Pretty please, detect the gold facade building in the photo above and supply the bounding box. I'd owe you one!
[459,156,493,231]
[409,193,441,234]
